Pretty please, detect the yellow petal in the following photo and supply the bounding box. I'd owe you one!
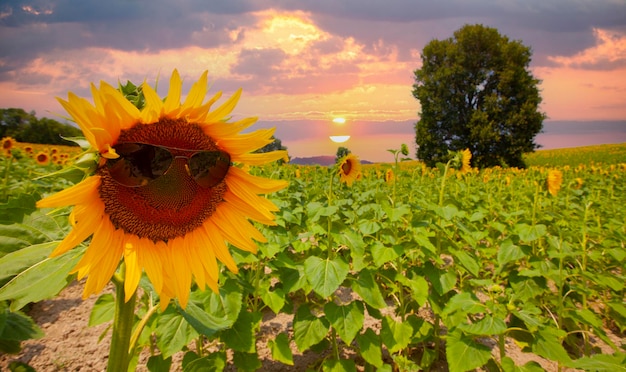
[123,234,142,302]
[233,150,289,166]
[227,166,288,194]
[204,88,242,123]
[163,69,182,115]
[37,176,101,208]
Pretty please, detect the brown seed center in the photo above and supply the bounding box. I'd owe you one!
[98,118,227,242]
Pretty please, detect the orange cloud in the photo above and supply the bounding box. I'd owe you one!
[548,28,626,70]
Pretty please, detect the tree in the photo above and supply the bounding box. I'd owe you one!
[412,24,546,168]
[1,108,82,145]
[335,146,351,163]
[256,135,287,154]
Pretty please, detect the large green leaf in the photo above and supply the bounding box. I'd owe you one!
[0,303,43,343]
[268,332,293,366]
[88,293,115,326]
[221,310,260,353]
[458,314,507,336]
[514,223,547,242]
[0,246,83,310]
[322,358,357,372]
[0,241,57,282]
[355,328,383,368]
[181,350,226,372]
[569,352,626,372]
[380,316,412,354]
[232,351,262,371]
[370,241,403,267]
[324,301,364,344]
[178,299,234,338]
[0,194,37,225]
[155,309,199,359]
[531,327,572,364]
[445,329,492,372]
[496,238,527,271]
[304,256,349,298]
[350,269,387,309]
[293,304,329,352]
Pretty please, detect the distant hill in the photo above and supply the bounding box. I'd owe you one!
[290,155,374,166]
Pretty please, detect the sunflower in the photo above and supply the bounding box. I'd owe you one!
[35,151,50,165]
[337,153,361,186]
[385,168,394,184]
[36,70,288,309]
[460,148,472,174]
[1,136,16,151]
[547,169,563,196]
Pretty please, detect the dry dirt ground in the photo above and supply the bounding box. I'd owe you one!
[0,280,622,371]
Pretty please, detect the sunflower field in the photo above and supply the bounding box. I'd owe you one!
[1,135,626,372]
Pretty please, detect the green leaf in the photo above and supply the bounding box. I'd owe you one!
[182,350,226,372]
[221,310,260,353]
[322,358,357,372]
[500,357,544,372]
[324,301,364,344]
[88,293,115,326]
[304,256,349,298]
[380,316,412,354]
[445,329,492,372]
[355,328,383,368]
[178,300,234,338]
[0,308,43,342]
[514,223,547,242]
[232,351,262,371]
[442,292,482,318]
[570,352,626,372]
[531,327,571,364]
[497,238,526,271]
[0,241,57,282]
[268,333,294,365]
[350,269,387,309]
[404,273,429,307]
[458,314,507,336]
[156,309,198,359]
[293,304,329,352]
[423,262,456,296]
[146,354,172,372]
[370,241,403,267]
[8,361,37,372]
[260,287,285,314]
[358,219,381,235]
[451,249,479,276]
[0,194,37,225]
[0,247,83,310]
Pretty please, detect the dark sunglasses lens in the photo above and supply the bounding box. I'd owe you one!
[107,143,173,187]
[189,151,231,188]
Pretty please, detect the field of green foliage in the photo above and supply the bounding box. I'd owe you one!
[1,140,625,371]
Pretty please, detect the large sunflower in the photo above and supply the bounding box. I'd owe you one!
[36,70,288,309]
[337,153,361,186]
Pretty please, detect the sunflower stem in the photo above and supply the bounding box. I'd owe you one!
[108,265,137,372]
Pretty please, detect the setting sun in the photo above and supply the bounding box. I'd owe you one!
[332,117,346,124]
[330,135,351,143]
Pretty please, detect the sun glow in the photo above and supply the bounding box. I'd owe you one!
[332,117,346,124]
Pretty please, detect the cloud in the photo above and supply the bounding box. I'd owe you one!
[548,28,626,70]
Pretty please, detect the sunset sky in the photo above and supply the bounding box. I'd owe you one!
[1,0,625,161]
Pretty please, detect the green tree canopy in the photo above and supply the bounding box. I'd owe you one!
[412,24,546,168]
[335,146,351,163]
[1,108,82,145]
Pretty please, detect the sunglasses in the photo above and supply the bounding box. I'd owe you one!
[105,142,231,188]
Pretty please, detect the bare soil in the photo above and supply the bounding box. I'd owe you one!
[0,280,622,371]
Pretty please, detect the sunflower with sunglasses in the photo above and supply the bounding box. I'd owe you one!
[36,70,288,310]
